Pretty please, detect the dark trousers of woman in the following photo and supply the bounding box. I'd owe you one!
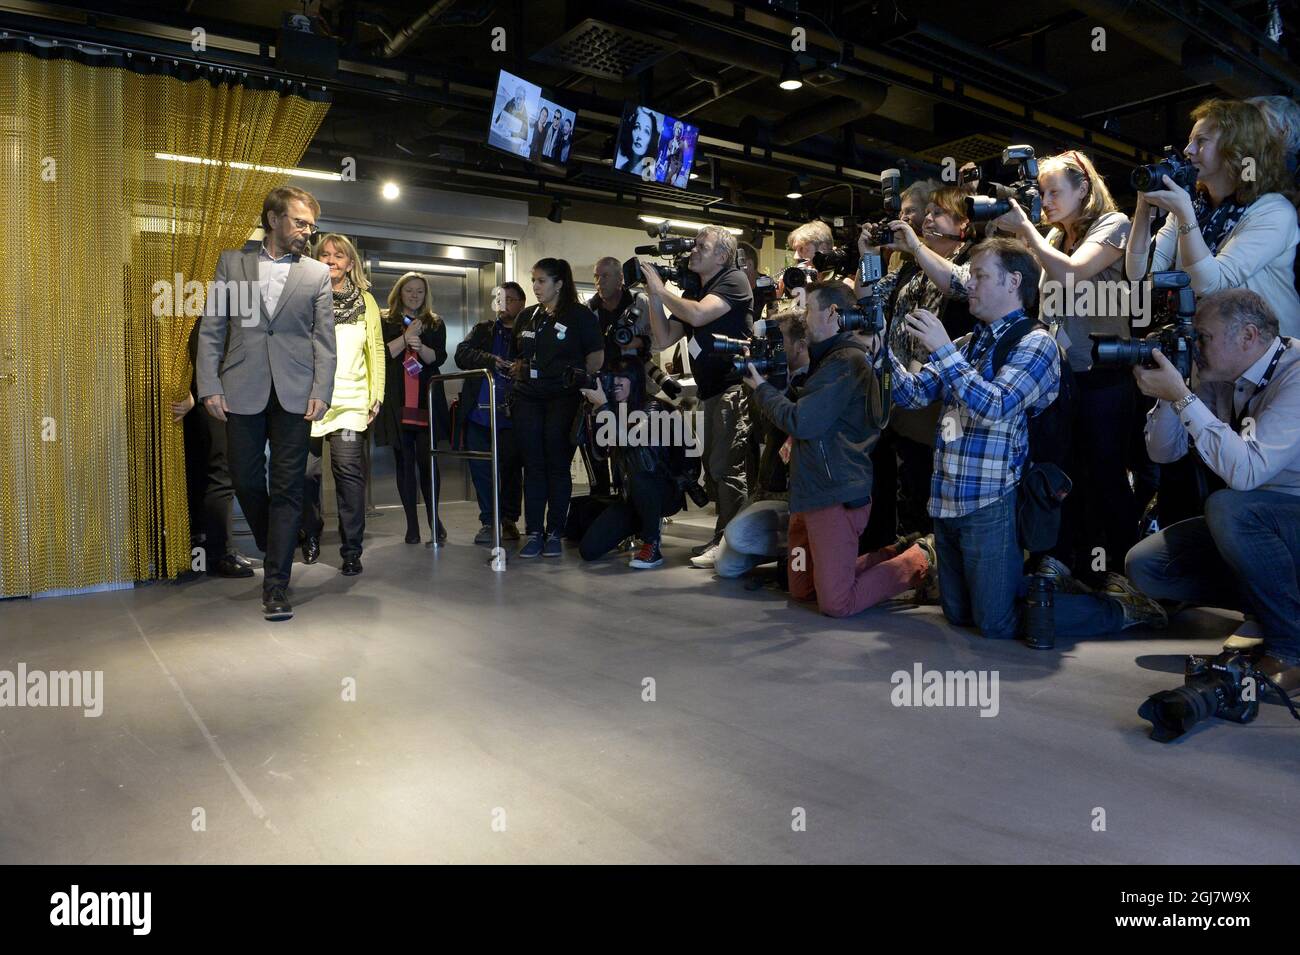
[183,397,236,562]
[511,391,580,536]
[301,429,368,560]
[580,470,679,561]
[391,426,441,539]
[1050,368,1138,583]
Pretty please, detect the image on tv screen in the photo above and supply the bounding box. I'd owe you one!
[613,104,699,188]
[487,69,578,169]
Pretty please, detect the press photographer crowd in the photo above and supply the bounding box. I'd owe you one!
[188,95,1300,743]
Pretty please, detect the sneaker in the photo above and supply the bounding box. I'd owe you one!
[501,520,521,541]
[1035,555,1092,595]
[691,538,719,557]
[629,541,664,569]
[542,531,564,557]
[1101,572,1168,630]
[474,524,494,545]
[690,542,721,568]
[913,534,941,604]
[518,532,544,559]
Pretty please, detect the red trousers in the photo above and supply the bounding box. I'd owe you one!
[788,502,928,618]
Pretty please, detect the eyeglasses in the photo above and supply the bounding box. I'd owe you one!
[279,214,319,236]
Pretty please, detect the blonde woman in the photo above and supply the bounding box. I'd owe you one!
[300,233,385,575]
[994,150,1136,581]
[374,272,449,545]
[1126,97,1300,336]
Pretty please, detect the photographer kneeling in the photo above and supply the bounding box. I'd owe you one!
[1126,288,1300,686]
[576,358,690,570]
[744,281,934,618]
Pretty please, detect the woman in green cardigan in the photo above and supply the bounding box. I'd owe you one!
[300,233,385,575]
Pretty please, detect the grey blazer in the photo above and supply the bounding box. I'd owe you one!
[196,242,336,415]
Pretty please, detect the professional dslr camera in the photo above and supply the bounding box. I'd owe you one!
[1090,270,1196,381]
[564,366,619,396]
[623,235,702,297]
[837,296,886,335]
[715,322,788,389]
[1139,651,1266,742]
[1131,146,1198,194]
[965,145,1041,223]
[816,168,903,279]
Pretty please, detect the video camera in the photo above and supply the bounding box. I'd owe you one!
[715,323,788,389]
[1131,146,1198,195]
[623,235,701,297]
[1090,270,1196,380]
[965,145,1041,223]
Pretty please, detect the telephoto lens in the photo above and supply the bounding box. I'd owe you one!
[1023,574,1055,650]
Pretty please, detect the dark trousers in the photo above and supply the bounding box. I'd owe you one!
[302,429,368,560]
[933,489,1124,640]
[1126,489,1300,664]
[225,386,311,592]
[512,392,580,536]
[391,426,440,536]
[183,397,236,562]
[579,470,678,560]
[895,432,934,537]
[1051,369,1137,581]
[467,420,522,525]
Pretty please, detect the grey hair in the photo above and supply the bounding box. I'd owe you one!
[1199,288,1280,342]
[697,225,738,264]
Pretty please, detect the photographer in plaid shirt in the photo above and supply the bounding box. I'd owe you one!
[887,238,1166,640]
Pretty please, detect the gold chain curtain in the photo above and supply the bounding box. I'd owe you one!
[0,44,329,597]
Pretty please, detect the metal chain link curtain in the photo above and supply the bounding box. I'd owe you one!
[0,40,330,597]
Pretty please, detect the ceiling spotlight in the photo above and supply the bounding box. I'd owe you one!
[779,58,803,91]
[381,181,400,200]
[547,198,564,224]
[786,176,804,199]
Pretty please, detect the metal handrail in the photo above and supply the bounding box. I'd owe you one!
[426,368,505,572]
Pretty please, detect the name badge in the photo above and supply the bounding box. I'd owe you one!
[521,330,536,339]
[554,322,567,341]
[688,336,703,360]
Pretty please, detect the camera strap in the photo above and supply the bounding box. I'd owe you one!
[1229,337,1289,434]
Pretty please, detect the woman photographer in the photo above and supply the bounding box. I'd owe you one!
[858,184,977,540]
[374,271,449,545]
[576,358,684,569]
[511,258,603,558]
[992,150,1136,581]
[1125,97,1300,336]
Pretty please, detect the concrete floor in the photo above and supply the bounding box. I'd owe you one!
[1,500,1297,864]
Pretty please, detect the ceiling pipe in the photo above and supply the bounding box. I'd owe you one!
[381,0,458,59]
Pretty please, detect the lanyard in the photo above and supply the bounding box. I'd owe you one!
[1231,337,1290,432]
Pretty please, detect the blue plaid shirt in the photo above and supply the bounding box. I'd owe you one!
[888,310,1060,519]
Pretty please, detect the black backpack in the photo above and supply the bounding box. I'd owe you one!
[988,317,1076,553]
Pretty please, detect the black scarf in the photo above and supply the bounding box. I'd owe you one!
[332,276,364,326]
[1193,191,1248,256]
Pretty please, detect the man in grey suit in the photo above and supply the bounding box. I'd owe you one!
[196,185,336,621]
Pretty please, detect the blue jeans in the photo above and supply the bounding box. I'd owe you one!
[715,498,789,578]
[1126,489,1300,664]
[466,420,522,525]
[934,489,1124,639]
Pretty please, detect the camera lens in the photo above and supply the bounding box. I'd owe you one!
[1090,336,1154,369]
[1138,683,1221,742]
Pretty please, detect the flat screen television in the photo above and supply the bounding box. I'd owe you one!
[612,103,700,188]
[486,69,578,171]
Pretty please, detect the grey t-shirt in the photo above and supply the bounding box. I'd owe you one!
[1038,211,1132,372]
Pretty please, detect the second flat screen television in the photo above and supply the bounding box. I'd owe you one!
[612,104,699,189]
[486,69,577,169]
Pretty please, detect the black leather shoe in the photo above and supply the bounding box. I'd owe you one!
[262,586,293,621]
[405,529,420,544]
[212,553,254,579]
[341,558,362,577]
[436,520,448,544]
[301,536,320,564]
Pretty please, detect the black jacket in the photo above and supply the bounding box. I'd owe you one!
[374,314,449,447]
[454,317,517,435]
[752,334,878,513]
